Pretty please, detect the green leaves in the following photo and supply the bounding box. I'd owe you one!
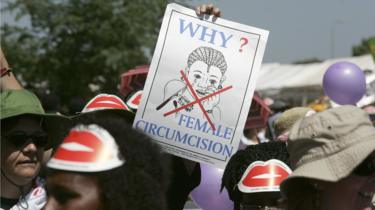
[352,36,375,57]
[1,0,173,111]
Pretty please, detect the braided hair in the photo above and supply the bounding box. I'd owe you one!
[187,46,227,75]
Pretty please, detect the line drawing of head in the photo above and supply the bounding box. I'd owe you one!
[185,46,227,97]
[159,47,228,120]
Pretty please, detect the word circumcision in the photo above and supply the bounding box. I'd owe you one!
[135,113,235,158]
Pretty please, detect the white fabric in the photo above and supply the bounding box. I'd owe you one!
[256,54,375,90]
[2,178,46,210]
[357,73,375,107]
[240,135,258,146]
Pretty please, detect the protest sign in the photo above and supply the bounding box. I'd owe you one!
[133,3,269,168]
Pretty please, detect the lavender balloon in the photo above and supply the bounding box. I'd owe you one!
[323,61,366,105]
[191,164,233,210]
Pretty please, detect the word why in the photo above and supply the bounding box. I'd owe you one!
[179,18,233,48]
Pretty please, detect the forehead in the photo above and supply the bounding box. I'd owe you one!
[190,61,222,75]
[190,60,208,70]
[47,171,100,191]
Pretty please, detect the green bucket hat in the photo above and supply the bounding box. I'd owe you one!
[1,89,71,149]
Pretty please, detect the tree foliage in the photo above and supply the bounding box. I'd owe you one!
[1,0,177,109]
[352,36,375,56]
[293,58,322,64]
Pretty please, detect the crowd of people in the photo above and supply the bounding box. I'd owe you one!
[1,3,375,210]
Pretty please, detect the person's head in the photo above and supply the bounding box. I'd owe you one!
[269,100,291,114]
[281,105,375,210]
[273,107,315,141]
[44,112,169,210]
[242,128,260,145]
[185,46,227,97]
[66,93,135,148]
[222,141,290,210]
[1,114,47,185]
[1,89,68,192]
[71,93,135,125]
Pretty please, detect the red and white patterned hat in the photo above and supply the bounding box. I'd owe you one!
[73,94,135,123]
[81,94,130,113]
[238,159,291,193]
[47,124,124,172]
[125,90,143,110]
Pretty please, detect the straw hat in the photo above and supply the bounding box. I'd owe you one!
[273,107,315,137]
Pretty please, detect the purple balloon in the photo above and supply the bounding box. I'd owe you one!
[323,61,366,105]
[191,164,233,210]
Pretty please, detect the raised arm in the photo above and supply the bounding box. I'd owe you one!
[0,47,23,90]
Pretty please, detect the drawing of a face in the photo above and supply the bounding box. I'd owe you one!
[184,47,227,100]
[187,60,223,97]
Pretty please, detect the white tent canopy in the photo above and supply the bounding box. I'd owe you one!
[256,54,375,91]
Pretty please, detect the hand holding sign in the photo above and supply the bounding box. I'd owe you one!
[202,88,220,112]
[201,86,221,116]
[195,4,221,17]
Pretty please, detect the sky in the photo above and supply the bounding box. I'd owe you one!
[189,0,375,63]
[2,0,374,64]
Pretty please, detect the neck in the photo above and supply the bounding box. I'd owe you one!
[1,173,32,199]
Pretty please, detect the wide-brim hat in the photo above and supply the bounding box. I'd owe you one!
[281,105,375,193]
[71,94,135,125]
[1,89,71,149]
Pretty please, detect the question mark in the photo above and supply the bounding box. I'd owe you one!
[239,37,248,52]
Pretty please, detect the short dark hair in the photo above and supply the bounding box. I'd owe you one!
[221,141,290,208]
[53,112,170,210]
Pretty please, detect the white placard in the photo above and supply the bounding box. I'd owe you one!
[133,3,269,169]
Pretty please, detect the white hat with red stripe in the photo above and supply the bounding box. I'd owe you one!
[82,94,130,113]
[125,90,143,110]
[47,124,124,172]
[238,159,291,193]
[73,94,135,123]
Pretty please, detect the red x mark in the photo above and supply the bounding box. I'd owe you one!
[163,70,232,131]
